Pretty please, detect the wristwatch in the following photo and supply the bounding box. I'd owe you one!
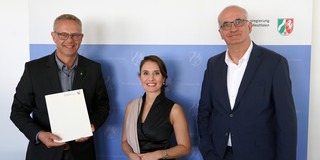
[163,150,168,159]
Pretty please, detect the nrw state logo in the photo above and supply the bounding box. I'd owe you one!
[277,18,294,36]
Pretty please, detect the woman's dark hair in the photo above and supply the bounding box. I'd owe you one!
[139,55,168,94]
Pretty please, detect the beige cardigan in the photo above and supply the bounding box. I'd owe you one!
[126,97,142,153]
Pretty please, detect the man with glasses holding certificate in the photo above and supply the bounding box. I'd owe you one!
[198,5,297,160]
[10,14,110,160]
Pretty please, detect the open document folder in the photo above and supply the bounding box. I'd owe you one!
[45,89,92,142]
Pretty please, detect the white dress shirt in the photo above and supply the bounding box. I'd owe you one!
[225,42,253,146]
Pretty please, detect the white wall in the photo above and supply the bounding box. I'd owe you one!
[0,0,29,159]
[29,0,312,45]
[0,0,319,159]
[308,0,320,159]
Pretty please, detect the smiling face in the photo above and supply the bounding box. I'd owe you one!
[51,19,83,59]
[218,6,252,46]
[139,61,166,94]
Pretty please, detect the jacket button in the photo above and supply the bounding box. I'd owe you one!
[229,114,233,118]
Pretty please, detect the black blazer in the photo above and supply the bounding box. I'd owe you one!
[10,52,110,160]
[198,42,297,160]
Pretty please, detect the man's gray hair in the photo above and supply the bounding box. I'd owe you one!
[53,14,82,32]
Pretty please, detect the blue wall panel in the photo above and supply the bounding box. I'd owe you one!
[30,44,309,160]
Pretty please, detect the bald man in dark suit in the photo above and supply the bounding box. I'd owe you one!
[198,5,297,160]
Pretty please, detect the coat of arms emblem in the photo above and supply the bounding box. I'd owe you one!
[278,18,294,36]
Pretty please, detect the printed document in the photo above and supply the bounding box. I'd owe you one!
[45,89,92,142]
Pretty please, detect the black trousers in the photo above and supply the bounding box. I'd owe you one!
[61,150,73,160]
[223,146,234,160]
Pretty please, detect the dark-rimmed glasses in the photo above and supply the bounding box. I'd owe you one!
[54,32,83,41]
[220,19,249,31]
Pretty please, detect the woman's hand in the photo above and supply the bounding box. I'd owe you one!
[128,153,141,160]
[138,150,163,160]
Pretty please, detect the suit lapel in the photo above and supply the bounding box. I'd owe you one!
[72,56,86,90]
[215,52,232,112]
[233,43,263,110]
[221,61,232,112]
[46,52,62,93]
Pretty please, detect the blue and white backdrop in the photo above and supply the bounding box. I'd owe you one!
[29,0,311,159]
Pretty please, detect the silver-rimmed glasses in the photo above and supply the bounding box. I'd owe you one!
[220,19,249,31]
[54,32,83,41]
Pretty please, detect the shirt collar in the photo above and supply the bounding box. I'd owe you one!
[55,52,79,70]
[225,41,253,66]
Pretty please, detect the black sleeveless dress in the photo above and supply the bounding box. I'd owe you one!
[137,93,175,159]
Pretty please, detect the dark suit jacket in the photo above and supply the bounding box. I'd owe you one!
[10,52,110,160]
[198,42,297,160]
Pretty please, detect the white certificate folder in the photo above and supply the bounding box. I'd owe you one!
[45,89,92,142]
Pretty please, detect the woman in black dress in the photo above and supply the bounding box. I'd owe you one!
[122,55,191,160]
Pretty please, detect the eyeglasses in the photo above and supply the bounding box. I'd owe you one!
[220,19,249,31]
[54,32,83,41]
